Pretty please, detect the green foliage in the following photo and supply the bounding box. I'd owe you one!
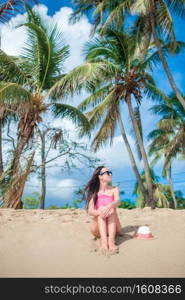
[148,92,185,172]
[46,205,60,209]
[118,200,136,209]
[133,167,171,208]
[47,199,81,209]
[173,190,185,209]
[22,192,40,209]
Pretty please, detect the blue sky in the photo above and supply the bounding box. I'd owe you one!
[1,0,185,207]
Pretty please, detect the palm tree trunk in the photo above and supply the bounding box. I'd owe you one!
[117,111,148,204]
[166,162,177,209]
[38,128,46,209]
[0,119,3,175]
[150,0,185,111]
[3,152,35,209]
[2,111,36,208]
[11,110,37,174]
[126,94,155,208]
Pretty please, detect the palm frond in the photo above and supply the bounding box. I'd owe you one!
[68,0,95,25]
[77,89,117,139]
[90,98,119,152]
[166,0,185,18]
[156,0,174,40]
[143,82,169,103]
[77,84,112,112]
[0,82,32,106]
[0,49,33,85]
[150,151,163,167]
[51,103,91,133]
[47,61,117,99]
[149,103,179,118]
[16,6,70,90]
[0,0,36,23]
[164,126,185,167]
[101,0,130,33]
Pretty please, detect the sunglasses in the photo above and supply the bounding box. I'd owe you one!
[99,170,112,176]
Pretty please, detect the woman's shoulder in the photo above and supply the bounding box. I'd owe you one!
[106,186,119,192]
[111,186,119,193]
[110,185,119,190]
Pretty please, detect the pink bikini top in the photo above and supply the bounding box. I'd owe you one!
[95,191,114,209]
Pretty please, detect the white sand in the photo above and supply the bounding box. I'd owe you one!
[0,207,185,277]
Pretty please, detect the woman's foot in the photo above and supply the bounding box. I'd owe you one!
[109,247,119,255]
[108,238,119,253]
[108,241,119,255]
[99,243,109,255]
[99,247,108,254]
[100,243,108,250]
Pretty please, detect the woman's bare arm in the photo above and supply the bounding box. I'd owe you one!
[87,197,100,217]
[110,186,121,209]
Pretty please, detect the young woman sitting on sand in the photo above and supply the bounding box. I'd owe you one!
[84,166,123,254]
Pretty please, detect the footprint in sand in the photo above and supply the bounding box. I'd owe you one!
[89,237,99,253]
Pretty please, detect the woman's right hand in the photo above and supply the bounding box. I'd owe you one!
[98,206,114,219]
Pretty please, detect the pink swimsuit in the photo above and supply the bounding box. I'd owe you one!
[95,191,115,209]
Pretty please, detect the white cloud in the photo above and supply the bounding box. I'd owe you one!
[96,134,143,169]
[24,174,80,202]
[0,12,27,55]
[44,177,80,199]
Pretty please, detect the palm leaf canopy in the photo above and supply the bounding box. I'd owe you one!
[147,92,185,172]
[15,5,70,92]
[97,0,185,42]
[0,6,91,131]
[48,27,171,151]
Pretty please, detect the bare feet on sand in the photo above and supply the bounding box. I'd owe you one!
[98,240,109,255]
[108,238,119,255]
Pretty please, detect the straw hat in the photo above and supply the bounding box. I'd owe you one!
[133,225,157,239]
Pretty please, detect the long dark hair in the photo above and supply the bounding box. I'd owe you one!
[84,165,105,212]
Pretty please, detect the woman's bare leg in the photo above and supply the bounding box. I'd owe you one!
[107,209,118,251]
[97,215,108,250]
[90,217,101,238]
[115,210,123,235]
[90,211,123,238]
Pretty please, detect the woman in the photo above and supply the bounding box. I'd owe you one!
[84,166,123,254]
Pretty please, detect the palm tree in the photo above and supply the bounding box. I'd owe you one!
[0,6,91,208]
[94,0,185,110]
[69,0,124,35]
[69,0,103,24]
[147,92,185,208]
[0,0,37,23]
[133,168,170,208]
[48,27,175,208]
[147,128,178,209]
[117,108,149,204]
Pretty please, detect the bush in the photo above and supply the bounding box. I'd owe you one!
[22,192,40,209]
[118,200,136,209]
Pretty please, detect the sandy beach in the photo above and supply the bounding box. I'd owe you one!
[0,207,185,278]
